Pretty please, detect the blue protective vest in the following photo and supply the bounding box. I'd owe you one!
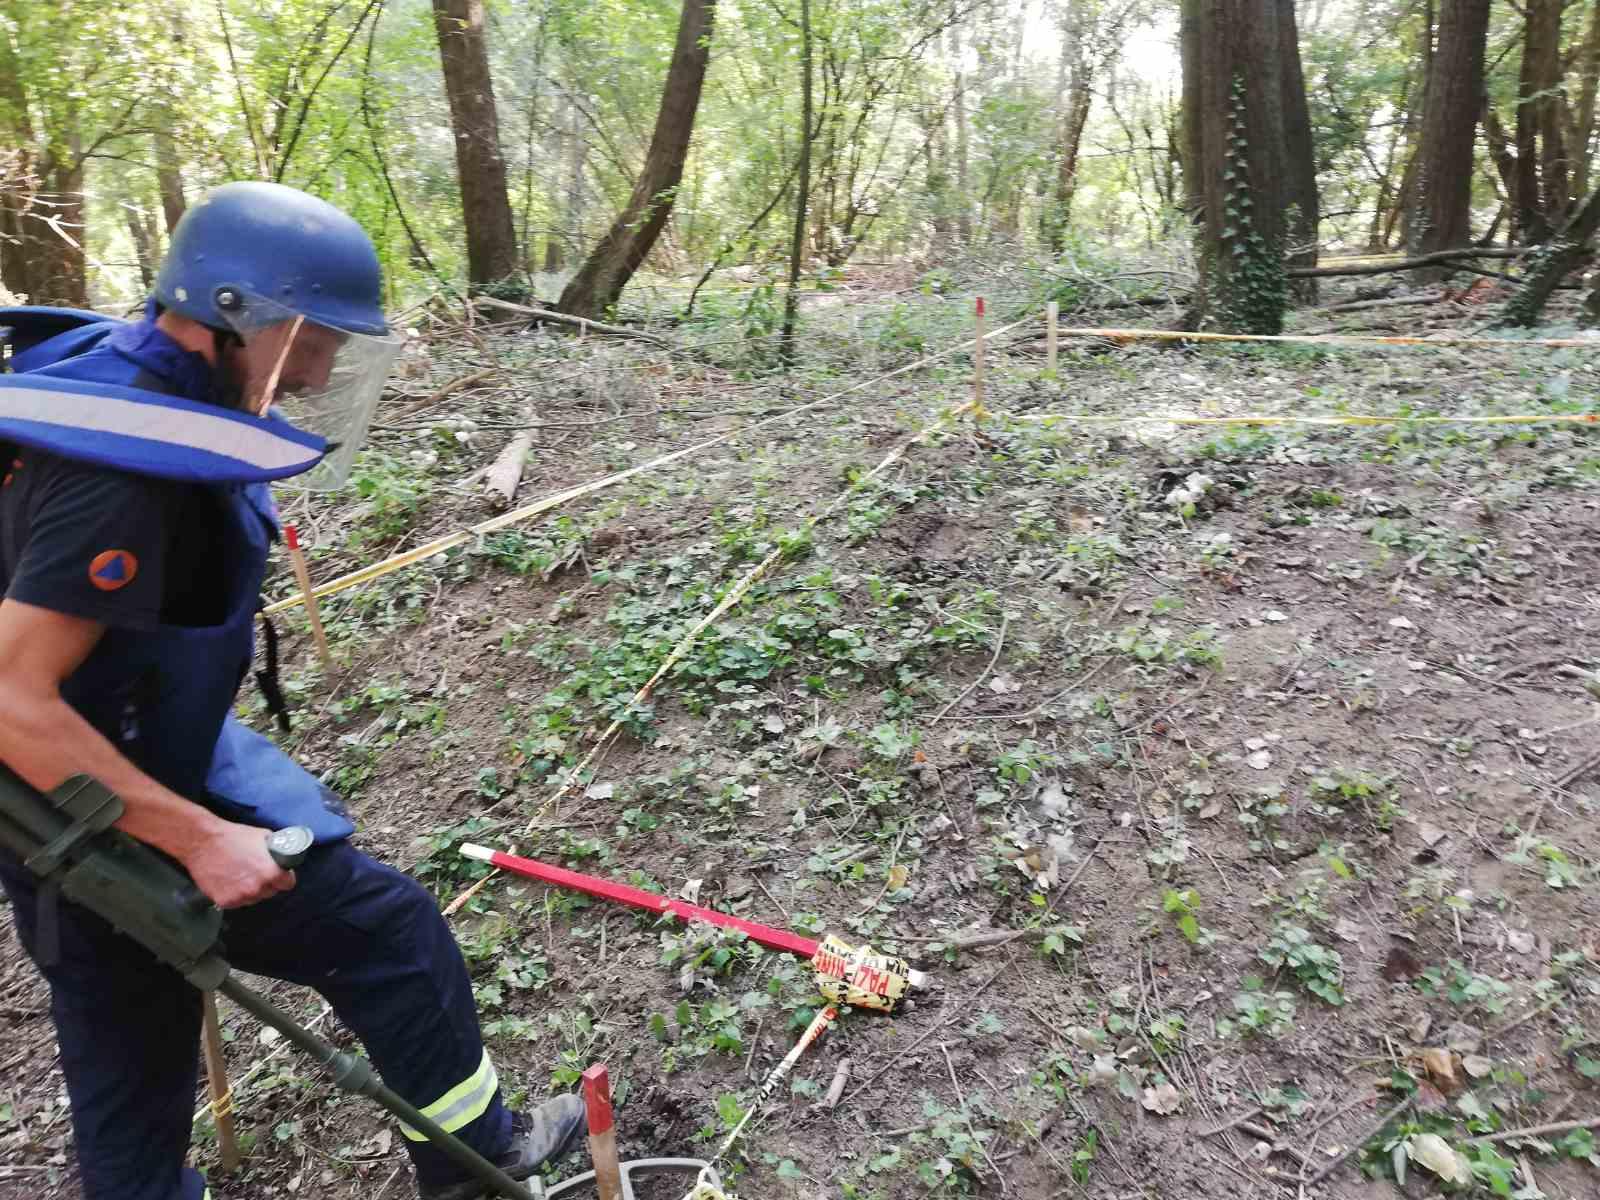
[0,307,354,842]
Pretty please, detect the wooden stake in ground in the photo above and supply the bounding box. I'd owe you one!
[283,526,333,672]
[580,1065,623,1200]
[1046,300,1059,373]
[201,993,241,1171]
[972,297,988,420]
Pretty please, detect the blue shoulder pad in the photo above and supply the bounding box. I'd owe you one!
[0,373,327,484]
[1,307,121,372]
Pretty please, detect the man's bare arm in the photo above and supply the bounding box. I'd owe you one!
[0,599,293,908]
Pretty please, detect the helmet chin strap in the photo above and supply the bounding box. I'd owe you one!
[254,316,304,417]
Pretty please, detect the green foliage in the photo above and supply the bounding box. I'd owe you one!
[1259,923,1345,1005]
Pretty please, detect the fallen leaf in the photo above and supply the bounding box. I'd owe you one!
[1244,736,1269,751]
[1198,800,1224,820]
[1462,1055,1493,1079]
[1407,1133,1471,1185]
[1264,610,1288,622]
[887,864,910,890]
[1246,750,1273,770]
[680,878,703,904]
[1389,616,1417,630]
[988,674,1022,695]
[585,781,615,800]
[1088,1054,1118,1086]
[1065,1026,1104,1051]
[1409,1011,1433,1043]
[1443,1022,1483,1054]
[259,1026,282,1047]
[1420,1047,1458,1086]
[1507,929,1536,955]
[1141,1082,1183,1115]
[365,1129,393,1157]
[762,712,786,734]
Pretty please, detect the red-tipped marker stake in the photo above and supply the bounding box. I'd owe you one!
[581,1065,623,1200]
[973,297,988,419]
[284,525,333,672]
[459,845,926,1011]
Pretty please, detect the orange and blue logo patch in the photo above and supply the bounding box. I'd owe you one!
[88,550,138,592]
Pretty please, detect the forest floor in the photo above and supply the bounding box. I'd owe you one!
[4,264,1600,1200]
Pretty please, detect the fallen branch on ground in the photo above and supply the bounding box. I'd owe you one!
[472,296,669,345]
[1290,246,1530,279]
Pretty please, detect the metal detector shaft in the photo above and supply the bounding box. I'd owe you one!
[214,974,539,1200]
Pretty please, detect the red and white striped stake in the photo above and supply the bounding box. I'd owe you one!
[283,525,333,672]
[714,1004,837,1162]
[581,1065,623,1200]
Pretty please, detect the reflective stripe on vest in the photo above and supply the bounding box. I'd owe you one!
[397,1049,498,1142]
[0,375,324,483]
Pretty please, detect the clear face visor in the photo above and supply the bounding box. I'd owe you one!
[215,291,401,489]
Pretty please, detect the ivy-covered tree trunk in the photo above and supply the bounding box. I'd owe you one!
[431,0,520,287]
[1496,183,1600,326]
[557,0,717,320]
[1407,0,1489,275]
[1183,0,1290,333]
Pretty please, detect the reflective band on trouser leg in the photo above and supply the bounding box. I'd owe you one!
[397,1049,499,1142]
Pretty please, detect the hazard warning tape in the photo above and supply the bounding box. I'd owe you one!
[1007,410,1599,428]
[1049,325,1599,350]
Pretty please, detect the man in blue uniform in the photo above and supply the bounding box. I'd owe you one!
[0,182,584,1200]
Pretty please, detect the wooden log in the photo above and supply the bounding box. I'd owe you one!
[484,414,538,509]
[1289,246,1530,279]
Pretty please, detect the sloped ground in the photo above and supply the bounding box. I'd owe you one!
[4,280,1600,1200]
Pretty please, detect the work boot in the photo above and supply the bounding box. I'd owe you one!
[419,1095,588,1200]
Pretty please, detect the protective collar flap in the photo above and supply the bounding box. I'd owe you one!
[0,373,327,483]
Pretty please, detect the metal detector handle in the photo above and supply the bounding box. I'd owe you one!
[265,826,313,869]
[178,826,315,914]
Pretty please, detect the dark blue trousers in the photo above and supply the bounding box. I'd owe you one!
[0,841,512,1200]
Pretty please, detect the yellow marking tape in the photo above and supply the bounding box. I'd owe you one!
[1051,325,1598,350]
[1008,411,1599,428]
[264,314,1032,619]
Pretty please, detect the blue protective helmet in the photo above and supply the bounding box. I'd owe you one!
[153,182,387,336]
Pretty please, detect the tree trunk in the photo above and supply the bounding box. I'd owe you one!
[556,0,717,320]
[1178,0,1204,227]
[1277,0,1319,298]
[1498,182,1600,325]
[779,0,814,366]
[1571,0,1600,202]
[546,98,587,274]
[1047,0,1094,253]
[431,0,520,286]
[154,125,186,235]
[127,208,157,290]
[1185,0,1290,333]
[1408,0,1490,277]
[1514,0,1569,242]
[952,25,972,242]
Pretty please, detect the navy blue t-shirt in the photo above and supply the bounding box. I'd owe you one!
[0,317,229,630]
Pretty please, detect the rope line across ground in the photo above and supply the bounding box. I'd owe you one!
[262,311,1036,618]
